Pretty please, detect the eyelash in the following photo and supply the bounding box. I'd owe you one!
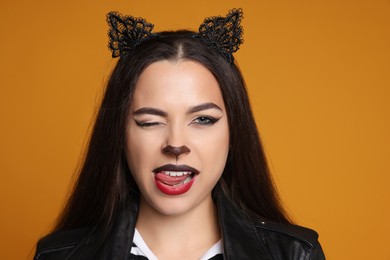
[134,116,220,128]
[135,121,162,128]
[191,116,220,126]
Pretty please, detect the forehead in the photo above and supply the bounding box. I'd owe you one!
[131,60,225,111]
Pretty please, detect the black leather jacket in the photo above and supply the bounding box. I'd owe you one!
[35,191,325,259]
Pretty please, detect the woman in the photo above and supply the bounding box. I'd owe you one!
[35,9,325,259]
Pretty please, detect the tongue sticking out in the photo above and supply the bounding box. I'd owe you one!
[155,172,193,186]
[154,171,196,195]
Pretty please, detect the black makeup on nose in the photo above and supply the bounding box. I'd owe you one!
[162,145,191,159]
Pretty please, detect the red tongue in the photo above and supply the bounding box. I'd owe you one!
[155,172,189,186]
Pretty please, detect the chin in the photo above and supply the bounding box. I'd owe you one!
[141,189,214,217]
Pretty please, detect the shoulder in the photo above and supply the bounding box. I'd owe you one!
[34,228,89,259]
[255,220,319,247]
[253,220,325,260]
[213,189,325,259]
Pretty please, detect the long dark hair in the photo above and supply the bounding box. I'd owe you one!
[54,30,291,238]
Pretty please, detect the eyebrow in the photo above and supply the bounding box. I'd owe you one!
[133,107,167,117]
[132,103,222,117]
[187,102,222,114]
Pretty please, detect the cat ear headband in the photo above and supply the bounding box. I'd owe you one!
[106,8,244,64]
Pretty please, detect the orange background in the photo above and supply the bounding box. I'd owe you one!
[1,1,389,259]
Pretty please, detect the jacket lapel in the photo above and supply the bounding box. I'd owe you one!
[215,191,272,260]
[67,195,139,260]
[104,199,139,259]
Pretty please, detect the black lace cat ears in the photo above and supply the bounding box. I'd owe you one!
[106,8,244,63]
[107,11,155,58]
[195,9,243,63]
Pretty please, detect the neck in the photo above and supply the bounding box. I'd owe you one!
[135,195,221,259]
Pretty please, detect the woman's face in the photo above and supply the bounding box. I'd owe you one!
[125,60,229,217]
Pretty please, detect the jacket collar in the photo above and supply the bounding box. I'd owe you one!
[214,190,271,259]
[71,189,271,259]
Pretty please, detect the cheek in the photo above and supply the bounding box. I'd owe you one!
[212,133,229,170]
[125,128,161,174]
[192,125,230,174]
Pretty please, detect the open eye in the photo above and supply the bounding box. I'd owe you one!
[191,116,220,126]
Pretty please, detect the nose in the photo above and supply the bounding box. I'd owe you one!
[162,145,191,160]
[162,122,190,160]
